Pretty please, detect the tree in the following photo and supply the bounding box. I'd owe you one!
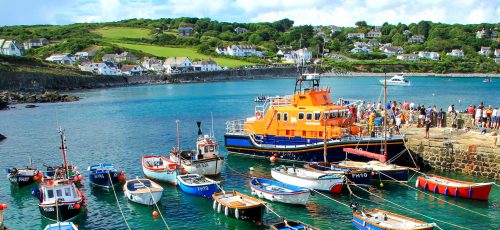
[355,21,368,29]
[248,34,263,45]
[272,19,294,32]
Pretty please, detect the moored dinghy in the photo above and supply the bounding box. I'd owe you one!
[142,155,181,185]
[416,175,494,201]
[270,218,319,230]
[271,166,344,193]
[32,179,86,221]
[352,206,434,230]
[123,178,163,205]
[249,177,310,205]
[44,222,78,230]
[177,174,220,198]
[336,160,410,182]
[6,167,42,188]
[87,163,126,188]
[212,191,266,224]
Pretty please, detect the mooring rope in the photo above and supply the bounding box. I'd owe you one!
[262,202,282,218]
[107,171,131,230]
[376,170,488,218]
[136,179,170,230]
[310,188,351,208]
[347,179,470,230]
[400,132,420,170]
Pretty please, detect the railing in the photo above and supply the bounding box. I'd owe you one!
[226,119,246,135]
[256,95,293,116]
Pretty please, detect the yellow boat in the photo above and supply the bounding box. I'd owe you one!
[224,73,406,163]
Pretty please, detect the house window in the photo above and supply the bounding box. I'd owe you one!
[298,112,304,120]
[314,112,321,120]
[65,187,71,196]
[306,113,312,120]
[277,113,281,121]
[283,113,288,121]
[56,189,63,197]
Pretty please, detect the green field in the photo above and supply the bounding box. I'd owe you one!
[93,27,252,67]
[94,27,152,40]
[113,42,252,67]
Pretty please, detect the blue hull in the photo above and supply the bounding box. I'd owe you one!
[307,164,372,186]
[224,134,407,164]
[88,171,120,188]
[178,181,219,198]
[373,170,409,182]
[352,216,383,230]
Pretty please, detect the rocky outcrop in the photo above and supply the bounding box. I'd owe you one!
[0,91,79,105]
[0,133,5,142]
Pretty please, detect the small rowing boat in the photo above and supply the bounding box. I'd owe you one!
[249,177,310,205]
[270,218,319,230]
[304,162,371,186]
[177,174,220,198]
[415,175,493,201]
[87,163,126,188]
[212,191,266,224]
[123,178,163,205]
[142,155,181,185]
[6,167,42,188]
[271,166,344,193]
[44,222,78,230]
[352,206,434,230]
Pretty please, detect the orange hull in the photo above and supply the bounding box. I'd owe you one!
[416,176,493,201]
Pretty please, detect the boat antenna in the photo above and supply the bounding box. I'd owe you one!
[58,127,69,179]
[197,121,202,136]
[176,120,181,152]
[383,73,388,162]
[323,111,328,163]
[211,112,215,138]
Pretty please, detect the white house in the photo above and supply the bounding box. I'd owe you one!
[141,57,165,72]
[478,47,491,56]
[74,50,96,60]
[347,33,365,39]
[277,49,293,62]
[23,38,49,50]
[366,29,382,38]
[79,62,121,75]
[329,25,341,35]
[351,47,372,54]
[383,46,403,56]
[397,54,419,61]
[446,49,464,58]
[0,39,23,56]
[367,40,380,47]
[45,53,75,65]
[192,59,222,71]
[403,30,412,36]
[408,35,425,43]
[120,65,143,76]
[495,49,500,57]
[418,51,440,60]
[215,46,228,55]
[226,45,257,57]
[354,42,366,47]
[163,57,193,73]
[292,48,312,63]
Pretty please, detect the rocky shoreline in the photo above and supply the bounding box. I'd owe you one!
[0,91,79,110]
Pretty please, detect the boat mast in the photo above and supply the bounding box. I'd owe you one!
[59,127,69,179]
[323,112,327,163]
[383,73,388,161]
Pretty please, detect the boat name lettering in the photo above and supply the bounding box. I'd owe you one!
[193,162,209,168]
[43,207,55,212]
[94,174,105,178]
[196,186,209,191]
[352,173,368,178]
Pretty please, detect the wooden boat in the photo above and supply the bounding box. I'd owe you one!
[416,175,494,201]
[87,163,126,188]
[336,160,409,182]
[142,155,181,185]
[170,121,224,176]
[32,179,86,221]
[271,166,344,193]
[44,222,78,230]
[212,191,266,224]
[352,207,434,230]
[177,174,220,198]
[123,178,163,205]
[304,162,371,186]
[6,167,42,188]
[270,218,319,230]
[249,177,310,205]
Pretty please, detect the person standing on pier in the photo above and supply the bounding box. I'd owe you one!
[437,108,444,128]
[425,115,431,138]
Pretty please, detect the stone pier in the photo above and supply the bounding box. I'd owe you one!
[403,127,499,180]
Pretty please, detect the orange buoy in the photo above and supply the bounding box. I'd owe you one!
[78,174,83,181]
[1,203,7,209]
[152,210,159,218]
[379,182,384,188]
[74,203,80,209]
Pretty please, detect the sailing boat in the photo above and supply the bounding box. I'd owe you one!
[333,74,410,182]
[32,128,86,221]
[169,120,224,176]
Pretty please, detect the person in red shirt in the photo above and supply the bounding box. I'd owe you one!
[467,105,474,114]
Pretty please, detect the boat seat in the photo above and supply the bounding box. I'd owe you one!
[230,201,246,207]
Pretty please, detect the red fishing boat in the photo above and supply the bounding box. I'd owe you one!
[415,175,494,201]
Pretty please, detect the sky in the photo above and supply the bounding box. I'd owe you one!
[1,0,499,27]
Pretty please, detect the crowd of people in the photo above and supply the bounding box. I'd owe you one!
[345,100,499,139]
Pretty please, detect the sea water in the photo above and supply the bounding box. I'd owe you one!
[0,76,498,229]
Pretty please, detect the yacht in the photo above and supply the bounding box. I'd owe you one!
[379,73,411,86]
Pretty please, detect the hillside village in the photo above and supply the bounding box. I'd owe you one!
[0,18,498,75]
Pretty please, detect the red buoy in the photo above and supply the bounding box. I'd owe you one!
[74,203,80,209]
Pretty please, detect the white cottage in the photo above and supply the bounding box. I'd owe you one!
[45,53,75,65]
[163,57,193,73]
[0,39,24,56]
[192,59,222,71]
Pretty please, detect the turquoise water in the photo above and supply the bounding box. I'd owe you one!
[0,76,499,229]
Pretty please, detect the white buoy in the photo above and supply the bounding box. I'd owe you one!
[224,206,229,216]
[249,167,255,171]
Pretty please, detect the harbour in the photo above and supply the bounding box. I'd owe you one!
[0,76,499,229]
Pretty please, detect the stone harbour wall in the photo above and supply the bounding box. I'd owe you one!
[406,134,500,181]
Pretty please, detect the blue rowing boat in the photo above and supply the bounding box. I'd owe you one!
[177,174,220,198]
[249,177,310,205]
[87,163,125,188]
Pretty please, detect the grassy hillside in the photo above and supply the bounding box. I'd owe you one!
[94,27,152,40]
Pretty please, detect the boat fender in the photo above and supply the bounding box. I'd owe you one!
[444,187,448,196]
[235,208,239,219]
[251,189,256,195]
[423,181,428,190]
[415,178,419,188]
[213,200,217,210]
[224,206,229,217]
[217,203,222,213]
[433,184,437,193]
[468,186,472,198]
[454,187,458,197]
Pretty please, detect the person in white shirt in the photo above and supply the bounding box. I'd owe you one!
[482,109,487,127]
[492,107,498,129]
[475,108,482,127]
[448,104,453,113]
[409,101,415,110]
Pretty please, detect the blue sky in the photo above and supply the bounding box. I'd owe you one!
[1,0,499,26]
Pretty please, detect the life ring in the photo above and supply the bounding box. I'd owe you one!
[255,111,263,120]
